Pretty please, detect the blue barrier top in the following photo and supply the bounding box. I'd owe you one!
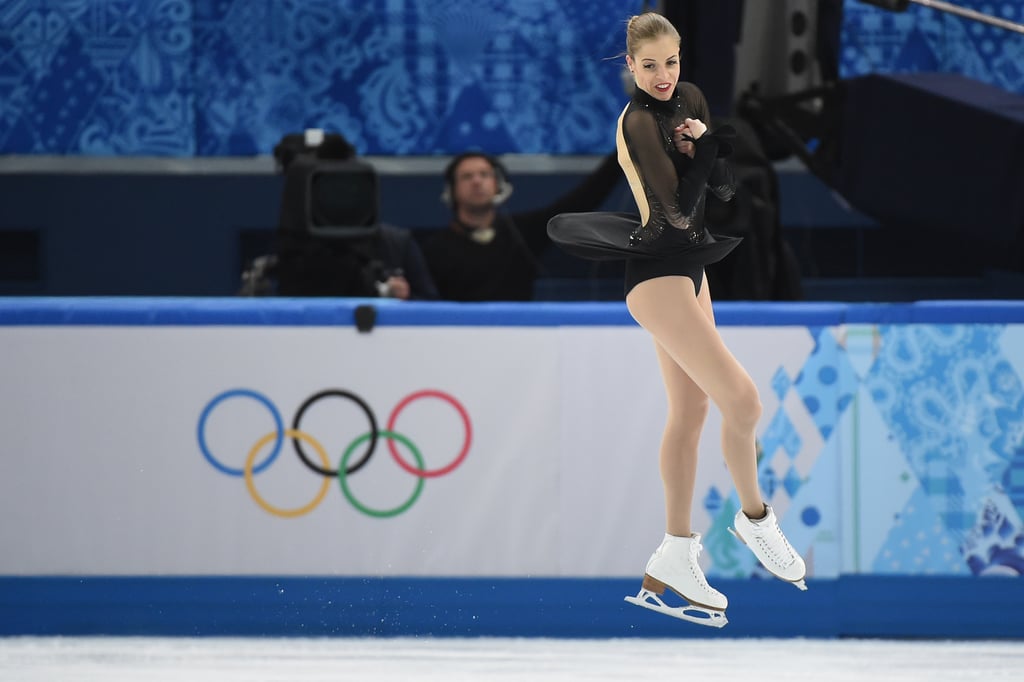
[2,298,1024,326]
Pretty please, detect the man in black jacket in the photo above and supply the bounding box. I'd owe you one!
[422,151,622,302]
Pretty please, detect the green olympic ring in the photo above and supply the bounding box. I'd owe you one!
[339,430,425,518]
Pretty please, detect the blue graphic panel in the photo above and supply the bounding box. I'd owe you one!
[0,0,642,155]
[963,494,1024,576]
[194,0,640,155]
[865,324,1024,574]
[0,0,195,154]
[4,1,1019,155]
[795,327,857,442]
[840,1,1024,95]
[702,321,1024,580]
[872,486,969,575]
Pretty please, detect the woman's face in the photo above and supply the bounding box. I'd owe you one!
[626,35,680,101]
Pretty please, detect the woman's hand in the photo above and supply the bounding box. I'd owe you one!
[682,117,707,138]
[673,118,707,158]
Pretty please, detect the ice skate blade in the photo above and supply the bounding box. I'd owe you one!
[728,526,809,591]
[624,590,728,628]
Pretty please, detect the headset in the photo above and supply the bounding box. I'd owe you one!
[440,152,514,208]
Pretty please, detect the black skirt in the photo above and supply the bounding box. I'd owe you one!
[547,211,742,296]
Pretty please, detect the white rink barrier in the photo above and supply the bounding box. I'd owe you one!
[1,298,1022,638]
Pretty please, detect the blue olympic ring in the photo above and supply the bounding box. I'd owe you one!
[197,388,284,476]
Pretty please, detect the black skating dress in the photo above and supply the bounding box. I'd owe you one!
[547,81,741,297]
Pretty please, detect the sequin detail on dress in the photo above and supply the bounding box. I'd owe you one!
[628,193,704,247]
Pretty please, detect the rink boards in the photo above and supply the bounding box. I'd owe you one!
[1,298,1023,637]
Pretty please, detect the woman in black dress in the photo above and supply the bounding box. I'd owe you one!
[548,12,807,627]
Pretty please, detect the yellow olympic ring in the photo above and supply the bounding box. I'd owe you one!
[244,429,331,518]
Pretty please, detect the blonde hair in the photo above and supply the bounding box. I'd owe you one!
[625,12,680,57]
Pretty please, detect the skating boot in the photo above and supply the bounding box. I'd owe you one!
[729,504,807,590]
[624,533,728,628]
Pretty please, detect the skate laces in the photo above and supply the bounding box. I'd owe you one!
[688,536,704,562]
[687,536,715,592]
[747,511,797,566]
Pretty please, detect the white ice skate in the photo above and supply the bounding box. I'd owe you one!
[729,504,808,590]
[624,533,728,628]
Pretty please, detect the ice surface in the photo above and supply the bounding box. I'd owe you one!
[1,636,1022,681]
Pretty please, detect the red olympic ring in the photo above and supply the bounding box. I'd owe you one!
[386,389,473,478]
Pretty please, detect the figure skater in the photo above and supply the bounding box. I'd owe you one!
[548,11,806,628]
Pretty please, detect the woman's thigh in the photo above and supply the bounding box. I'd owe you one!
[626,274,753,407]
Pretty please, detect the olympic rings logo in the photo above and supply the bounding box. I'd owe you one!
[197,387,472,518]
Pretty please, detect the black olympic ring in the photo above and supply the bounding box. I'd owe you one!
[291,389,378,476]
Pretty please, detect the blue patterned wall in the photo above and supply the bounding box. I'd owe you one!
[701,322,1024,580]
[3,1,1021,156]
[0,0,196,154]
[0,0,641,156]
[840,0,1024,94]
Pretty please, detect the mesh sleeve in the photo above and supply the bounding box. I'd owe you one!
[686,82,736,202]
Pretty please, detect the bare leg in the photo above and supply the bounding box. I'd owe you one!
[626,273,764,519]
[650,329,708,537]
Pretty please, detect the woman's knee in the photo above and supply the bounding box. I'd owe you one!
[688,394,711,425]
[666,394,710,438]
[722,380,762,434]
